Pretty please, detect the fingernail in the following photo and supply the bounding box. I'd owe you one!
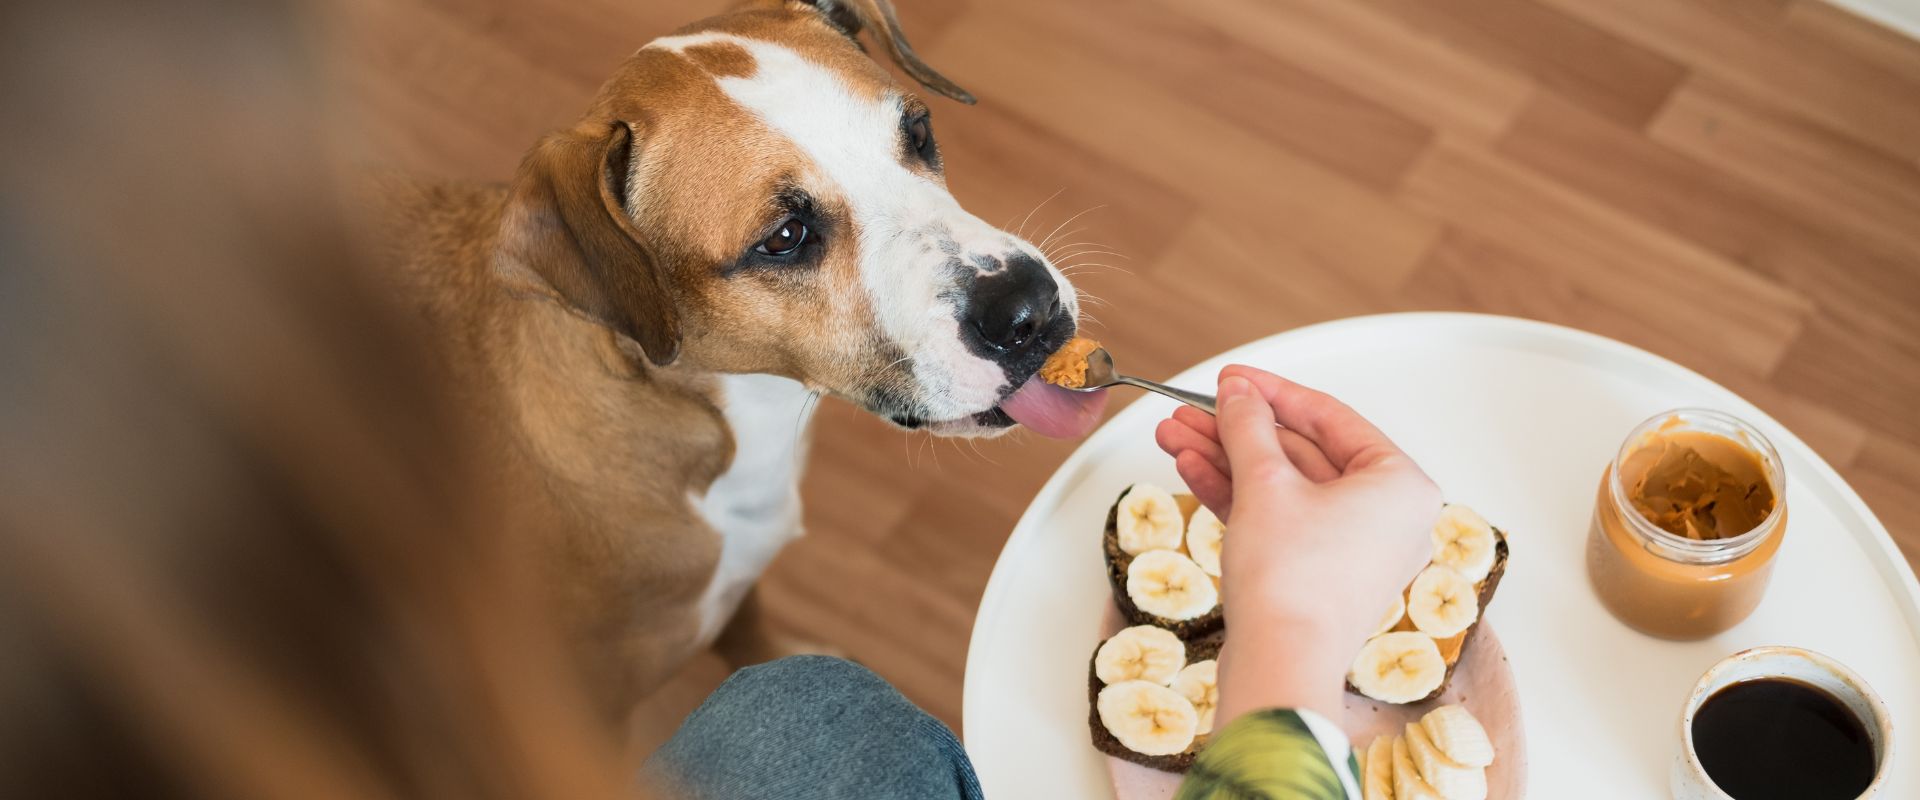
[1219,376,1250,400]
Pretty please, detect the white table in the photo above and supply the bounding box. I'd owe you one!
[962,313,1920,798]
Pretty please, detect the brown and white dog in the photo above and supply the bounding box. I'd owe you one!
[375,0,1108,724]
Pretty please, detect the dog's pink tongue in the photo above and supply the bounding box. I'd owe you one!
[1000,375,1108,439]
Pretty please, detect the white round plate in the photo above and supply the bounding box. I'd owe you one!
[963,313,1920,799]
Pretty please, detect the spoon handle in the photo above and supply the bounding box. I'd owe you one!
[1115,375,1217,416]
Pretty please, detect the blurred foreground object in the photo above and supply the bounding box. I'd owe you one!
[0,1,625,797]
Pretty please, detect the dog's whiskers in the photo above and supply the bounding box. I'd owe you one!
[854,355,915,388]
[1074,288,1114,310]
[1045,237,1124,253]
[1039,227,1090,259]
[792,389,823,443]
[1058,261,1135,277]
[965,434,999,466]
[921,431,943,471]
[1011,188,1065,242]
[1051,247,1131,264]
[1035,205,1106,254]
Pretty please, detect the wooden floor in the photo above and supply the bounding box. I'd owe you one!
[336,0,1920,743]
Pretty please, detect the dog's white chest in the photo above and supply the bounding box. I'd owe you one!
[691,373,817,644]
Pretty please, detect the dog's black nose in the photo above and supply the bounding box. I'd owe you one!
[966,253,1059,354]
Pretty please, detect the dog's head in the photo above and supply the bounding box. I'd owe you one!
[498,0,1104,438]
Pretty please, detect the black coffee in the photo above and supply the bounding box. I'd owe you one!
[1691,678,1876,800]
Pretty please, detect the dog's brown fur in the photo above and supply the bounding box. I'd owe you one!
[370,175,728,720]
[364,0,976,723]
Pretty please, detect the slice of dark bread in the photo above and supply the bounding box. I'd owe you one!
[1088,630,1225,773]
[1103,485,1225,639]
[1345,528,1510,704]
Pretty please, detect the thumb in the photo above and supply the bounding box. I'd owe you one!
[1216,376,1295,488]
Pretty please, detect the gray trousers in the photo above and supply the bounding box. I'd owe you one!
[646,656,986,800]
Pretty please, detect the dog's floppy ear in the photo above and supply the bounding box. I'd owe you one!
[801,0,975,105]
[500,120,681,366]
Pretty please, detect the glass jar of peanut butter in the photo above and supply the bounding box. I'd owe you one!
[1587,409,1787,640]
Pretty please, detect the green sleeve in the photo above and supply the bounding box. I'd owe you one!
[1173,708,1360,800]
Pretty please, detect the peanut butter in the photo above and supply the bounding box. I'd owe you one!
[1040,337,1101,388]
[1383,592,1474,665]
[1587,411,1787,640]
[1620,423,1776,541]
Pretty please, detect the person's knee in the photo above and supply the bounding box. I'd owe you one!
[649,656,978,800]
[727,655,885,695]
[718,656,913,727]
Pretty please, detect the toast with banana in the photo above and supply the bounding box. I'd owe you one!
[1101,484,1225,639]
[1347,505,1509,705]
[1087,625,1224,773]
[1090,484,1513,772]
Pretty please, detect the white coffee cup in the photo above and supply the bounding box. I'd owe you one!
[1672,646,1892,799]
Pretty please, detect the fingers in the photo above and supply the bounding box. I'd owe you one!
[1156,412,1229,475]
[1275,427,1341,483]
[1215,376,1298,488]
[1171,404,1219,439]
[1161,405,1339,483]
[1219,364,1406,472]
[1174,450,1233,519]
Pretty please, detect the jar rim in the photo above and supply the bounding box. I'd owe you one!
[1606,408,1787,563]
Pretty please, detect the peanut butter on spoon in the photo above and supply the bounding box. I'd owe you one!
[1041,336,1102,389]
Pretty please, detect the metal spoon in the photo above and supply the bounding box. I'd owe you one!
[1071,347,1219,415]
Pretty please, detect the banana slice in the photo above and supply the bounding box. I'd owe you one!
[1169,660,1219,734]
[1184,504,1225,577]
[1392,734,1444,800]
[1127,550,1219,621]
[1420,704,1495,768]
[1406,722,1487,800]
[1431,505,1497,582]
[1096,680,1199,756]
[1363,735,1396,800]
[1094,625,1186,686]
[1374,592,1408,636]
[1406,565,1479,639]
[1349,631,1445,703]
[1116,484,1185,555]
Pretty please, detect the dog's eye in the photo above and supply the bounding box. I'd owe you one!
[756,218,808,257]
[907,114,934,161]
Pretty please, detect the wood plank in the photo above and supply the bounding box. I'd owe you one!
[1540,0,1920,162]
[1848,437,1920,561]
[1783,1,1920,82]
[1351,0,1688,125]
[801,403,933,549]
[1394,143,1813,377]
[1393,228,1734,383]
[996,0,1435,190]
[331,0,596,178]
[759,533,977,727]
[1171,0,1534,142]
[1649,74,1920,258]
[935,98,1198,270]
[1143,215,1404,328]
[396,0,734,86]
[625,653,728,764]
[926,9,1443,284]
[1772,312,1920,444]
[1066,213,1419,386]
[1497,92,1920,349]
[1393,228,1868,469]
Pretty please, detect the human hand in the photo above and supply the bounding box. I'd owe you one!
[1153,365,1441,725]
